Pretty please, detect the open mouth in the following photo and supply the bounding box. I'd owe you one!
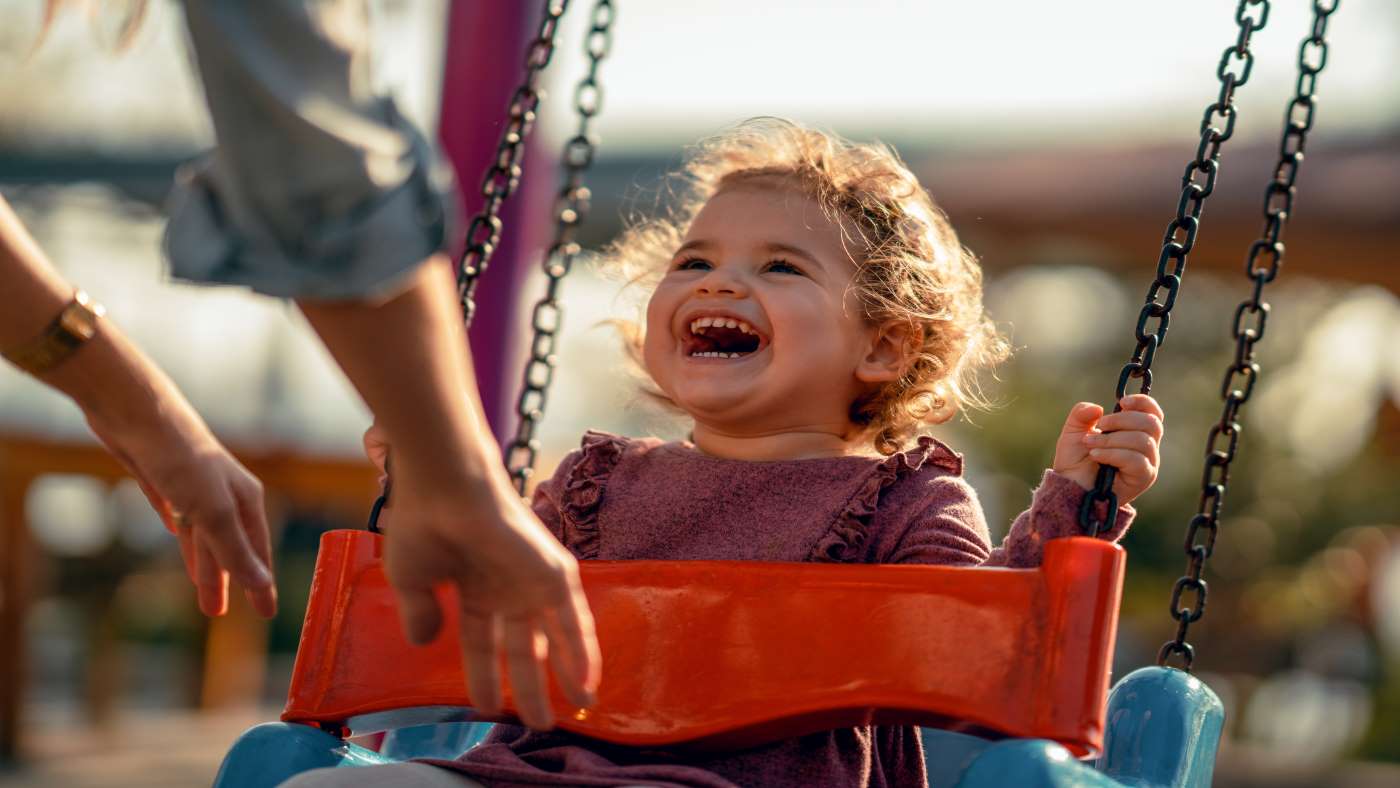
[684,316,767,359]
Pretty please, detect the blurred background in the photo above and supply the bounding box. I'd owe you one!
[1,1,1397,786]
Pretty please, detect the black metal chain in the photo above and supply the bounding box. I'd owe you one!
[456,0,573,327]
[504,0,615,494]
[1078,0,1272,537]
[1159,0,1338,671]
[369,0,595,532]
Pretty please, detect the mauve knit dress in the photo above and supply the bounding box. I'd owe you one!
[425,431,1132,788]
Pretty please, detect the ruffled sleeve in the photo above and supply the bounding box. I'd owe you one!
[982,470,1134,568]
[531,431,627,560]
[881,468,1136,568]
[807,436,963,563]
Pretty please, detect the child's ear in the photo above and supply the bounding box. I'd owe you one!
[856,320,920,384]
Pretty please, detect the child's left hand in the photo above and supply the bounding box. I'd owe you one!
[1053,394,1164,506]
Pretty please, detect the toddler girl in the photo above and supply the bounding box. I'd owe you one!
[300,118,1164,788]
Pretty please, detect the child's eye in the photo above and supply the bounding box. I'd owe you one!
[673,256,712,272]
[762,258,804,276]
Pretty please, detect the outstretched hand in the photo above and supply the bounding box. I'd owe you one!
[363,423,601,731]
[87,406,277,619]
[1053,394,1164,506]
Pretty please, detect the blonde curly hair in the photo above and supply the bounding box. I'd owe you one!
[603,118,1010,455]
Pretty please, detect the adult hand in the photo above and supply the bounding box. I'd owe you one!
[86,401,277,619]
[364,423,600,730]
[1053,394,1164,506]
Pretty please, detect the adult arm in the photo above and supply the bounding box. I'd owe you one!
[168,0,601,723]
[313,263,599,727]
[0,195,275,617]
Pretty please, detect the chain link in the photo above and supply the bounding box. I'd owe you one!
[503,0,615,494]
[456,0,572,326]
[1078,0,1271,537]
[1157,0,1337,671]
[369,0,603,531]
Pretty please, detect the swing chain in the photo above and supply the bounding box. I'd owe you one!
[1158,0,1337,672]
[456,0,573,327]
[504,0,616,494]
[369,0,573,532]
[1078,0,1270,538]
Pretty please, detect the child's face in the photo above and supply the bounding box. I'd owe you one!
[643,183,887,438]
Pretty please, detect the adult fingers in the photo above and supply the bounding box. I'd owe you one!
[393,583,445,645]
[543,579,601,707]
[195,540,230,617]
[362,423,390,476]
[503,617,553,730]
[383,525,455,645]
[196,500,275,597]
[175,526,199,587]
[234,477,278,618]
[459,611,503,717]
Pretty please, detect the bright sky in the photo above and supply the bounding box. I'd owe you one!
[0,0,1396,152]
[556,0,1400,148]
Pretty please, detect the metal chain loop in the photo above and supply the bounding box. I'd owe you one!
[455,0,572,327]
[369,0,581,532]
[504,0,615,494]
[1079,0,1271,537]
[1158,0,1337,671]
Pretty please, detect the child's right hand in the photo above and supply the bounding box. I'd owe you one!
[1052,394,1164,506]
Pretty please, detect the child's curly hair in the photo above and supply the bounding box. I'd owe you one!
[603,118,1010,455]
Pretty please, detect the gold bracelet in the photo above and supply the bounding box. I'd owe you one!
[2,289,106,376]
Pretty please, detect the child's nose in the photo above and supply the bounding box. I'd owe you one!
[694,268,748,297]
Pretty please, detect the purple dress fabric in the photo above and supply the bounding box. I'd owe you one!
[425,431,1133,788]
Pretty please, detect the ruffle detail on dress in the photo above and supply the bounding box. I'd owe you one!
[558,430,628,559]
[807,435,963,563]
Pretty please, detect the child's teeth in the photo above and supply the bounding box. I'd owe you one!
[688,317,761,335]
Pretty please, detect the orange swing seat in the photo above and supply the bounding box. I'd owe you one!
[284,529,1124,757]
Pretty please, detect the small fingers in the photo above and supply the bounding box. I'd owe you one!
[1118,394,1165,421]
[1061,402,1104,434]
[1087,447,1155,480]
[1082,430,1158,460]
[1095,410,1164,441]
[503,618,554,730]
[459,611,503,717]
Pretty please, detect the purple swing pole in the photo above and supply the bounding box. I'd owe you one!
[437,0,555,444]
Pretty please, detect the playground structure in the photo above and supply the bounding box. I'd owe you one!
[212,1,1355,786]
[0,1,1394,788]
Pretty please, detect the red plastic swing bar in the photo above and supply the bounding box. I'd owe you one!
[283,530,1124,757]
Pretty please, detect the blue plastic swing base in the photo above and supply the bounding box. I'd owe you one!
[214,667,1223,788]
